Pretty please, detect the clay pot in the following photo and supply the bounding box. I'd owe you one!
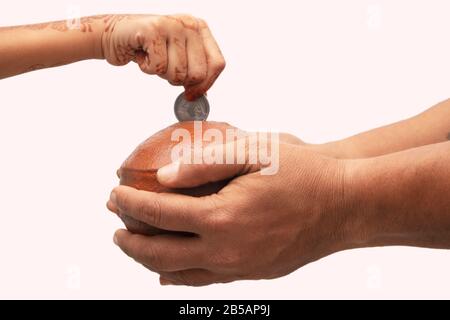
[117,121,236,235]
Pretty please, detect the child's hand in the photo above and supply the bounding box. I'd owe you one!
[101,14,226,100]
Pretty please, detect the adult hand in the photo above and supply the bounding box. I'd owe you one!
[108,141,356,286]
[102,14,226,100]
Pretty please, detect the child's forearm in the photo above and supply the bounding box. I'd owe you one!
[0,16,108,79]
[309,98,450,158]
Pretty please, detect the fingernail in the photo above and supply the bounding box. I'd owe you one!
[107,200,119,214]
[157,161,180,184]
[113,233,119,246]
[110,191,117,205]
[160,278,175,286]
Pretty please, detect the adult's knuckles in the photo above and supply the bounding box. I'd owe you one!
[143,242,166,270]
[116,188,132,210]
[118,235,136,258]
[211,248,243,270]
[143,195,163,227]
[205,209,235,234]
[174,270,198,286]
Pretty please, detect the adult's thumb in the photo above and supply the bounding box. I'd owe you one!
[156,142,262,188]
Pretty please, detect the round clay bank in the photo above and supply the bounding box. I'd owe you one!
[117,121,235,235]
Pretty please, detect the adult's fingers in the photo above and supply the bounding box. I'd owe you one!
[114,230,207,272]
[159,269,235,287]
[184,19,226,101]
[109,185,212,233]
[157,139,263,189]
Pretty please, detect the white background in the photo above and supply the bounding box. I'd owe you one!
[0,0,449,299]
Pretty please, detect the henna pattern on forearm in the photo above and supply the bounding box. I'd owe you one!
[0,14,139,37]
[0,15,117,33]
[1,21,69,32]
[0,14,145,76]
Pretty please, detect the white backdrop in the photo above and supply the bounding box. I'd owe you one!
[0,0,449,299]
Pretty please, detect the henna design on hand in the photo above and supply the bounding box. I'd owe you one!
[103,15,127,33]
[101,15,145,65]
[164,15,200,32]
[115,43,139,65]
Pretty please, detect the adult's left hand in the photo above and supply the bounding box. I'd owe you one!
[107,142,356,286]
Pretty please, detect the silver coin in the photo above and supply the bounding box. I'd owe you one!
[174,93,210,122]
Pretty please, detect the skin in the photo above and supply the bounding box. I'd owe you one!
[308,98,450,158]
[0,14,226,100]
[2,13,448,287]
[107,99,450,286]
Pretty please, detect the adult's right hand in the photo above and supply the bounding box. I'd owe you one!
[108,141,355,286]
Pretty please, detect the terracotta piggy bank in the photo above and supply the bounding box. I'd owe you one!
[117,121,235,235]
